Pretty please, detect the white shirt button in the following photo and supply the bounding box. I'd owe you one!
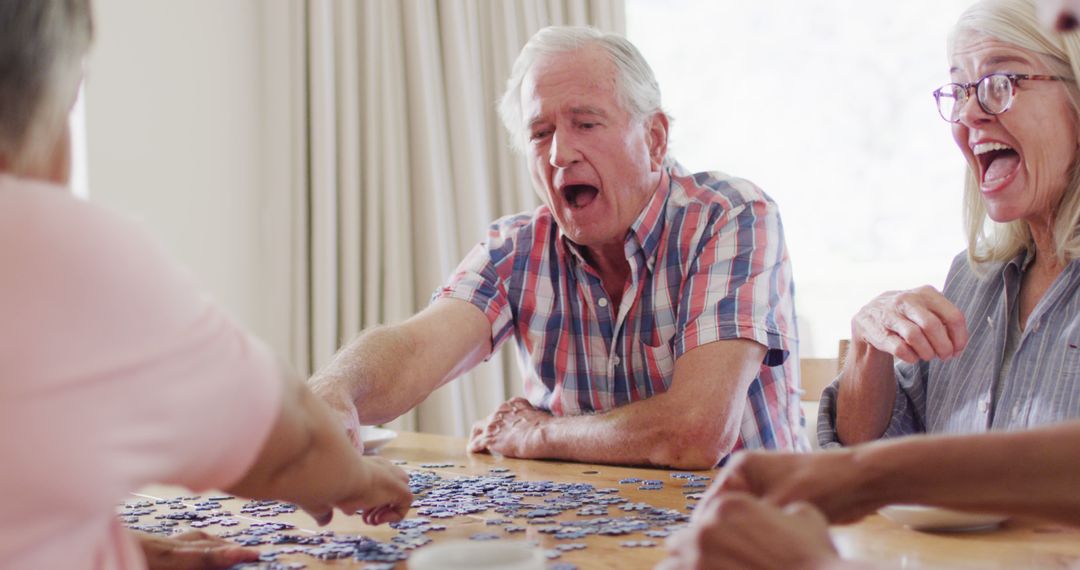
[613,356,621,366]
[597,297,609,307]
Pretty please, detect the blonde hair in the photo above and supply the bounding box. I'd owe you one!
[0,0,93,172]
[950,0,1080,268]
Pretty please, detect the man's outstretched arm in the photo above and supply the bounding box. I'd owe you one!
[309,298,493,447]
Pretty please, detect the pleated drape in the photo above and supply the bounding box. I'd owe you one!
[292,0,624,435]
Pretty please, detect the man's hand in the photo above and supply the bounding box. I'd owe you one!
[136,530,259,570]
[468,397,550,458]
[308,380,365,453]
[701,449,879,524]
[296,456,413,526]
[658,493,839,570]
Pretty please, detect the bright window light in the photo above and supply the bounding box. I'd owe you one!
[628,1,973,357]
[70,81,89,199]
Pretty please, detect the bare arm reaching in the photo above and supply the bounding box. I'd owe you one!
[309,299,493,448]
[708,420,1080,526]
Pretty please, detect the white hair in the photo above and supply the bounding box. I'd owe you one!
[497,25,668,154]
[950,0,1080,267]
[0,0,92,172]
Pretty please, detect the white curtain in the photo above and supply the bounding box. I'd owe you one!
[281,0,625,436]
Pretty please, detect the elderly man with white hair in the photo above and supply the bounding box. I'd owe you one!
[312,26,806,469]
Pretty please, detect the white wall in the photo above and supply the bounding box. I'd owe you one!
[84,0,296,358]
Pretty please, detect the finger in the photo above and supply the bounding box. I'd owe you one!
[854,311,918,363]
[345,426,364,452]
[362,504,388,526]
[378,501,410,524]
[897,307,953,359]
[712,471,751,500]
[174,529,215,542]
[390,464,410,483]
[894,286,968,359]
[874,329,921,364]
[664,526,693,553]
[784,501,829,525]
[303,507,333,526]
[508,397,531,411]
[924,292,968,353]
[205,545,261,568]
[882,312,937,362]
[896,293,965,359]
[654,559,679,570]
[469,436,491,454]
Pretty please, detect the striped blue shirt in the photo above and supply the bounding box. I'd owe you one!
[819,251,1080,446]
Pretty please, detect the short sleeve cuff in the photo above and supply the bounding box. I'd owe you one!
[676,320,792,366]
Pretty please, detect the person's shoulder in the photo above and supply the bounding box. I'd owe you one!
[669,167,775,212]
[0,176,161,272]
[0,176,197,325]
[485,204,556,241]
[0,177,121,257]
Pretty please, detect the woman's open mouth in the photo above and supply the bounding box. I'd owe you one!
[974,141,1021,191]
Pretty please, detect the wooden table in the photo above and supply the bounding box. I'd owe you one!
[128,432,1080,569]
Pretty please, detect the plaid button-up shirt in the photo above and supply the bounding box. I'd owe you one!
[436,166,807,454]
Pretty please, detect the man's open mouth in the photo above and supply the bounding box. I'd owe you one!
[561,184,599,209]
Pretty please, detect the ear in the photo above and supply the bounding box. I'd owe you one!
[646,112,669,171]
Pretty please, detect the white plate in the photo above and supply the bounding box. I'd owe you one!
[409,540,544,570]
[359,426,398,455]
[879,505,1008,532]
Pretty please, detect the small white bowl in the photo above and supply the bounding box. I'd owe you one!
[409,540,545,570]
[879,504,1008,532]
[359,426,397,455]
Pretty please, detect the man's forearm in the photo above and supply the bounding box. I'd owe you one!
[311,300,494,425]
[533,394,740,469]
[857,423,1080,524]
[310,325,428,424]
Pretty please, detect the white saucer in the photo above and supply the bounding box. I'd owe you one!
[879,505,1008,532]
[359,426,398,455]
[408,540,544,570]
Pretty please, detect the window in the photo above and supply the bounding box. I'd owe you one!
[628,1,972,357]
[71,82,89,199]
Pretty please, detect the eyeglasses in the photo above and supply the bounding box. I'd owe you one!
[932,72,1070,123]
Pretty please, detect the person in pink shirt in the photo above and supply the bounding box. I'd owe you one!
[0,1,413,569]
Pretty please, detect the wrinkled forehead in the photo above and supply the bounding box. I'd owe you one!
[520,45,620,117]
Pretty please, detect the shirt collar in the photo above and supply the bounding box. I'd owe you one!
[558,168,671,269]
[627,168,671,266]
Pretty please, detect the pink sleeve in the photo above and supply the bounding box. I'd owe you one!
[0,186,282,505]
